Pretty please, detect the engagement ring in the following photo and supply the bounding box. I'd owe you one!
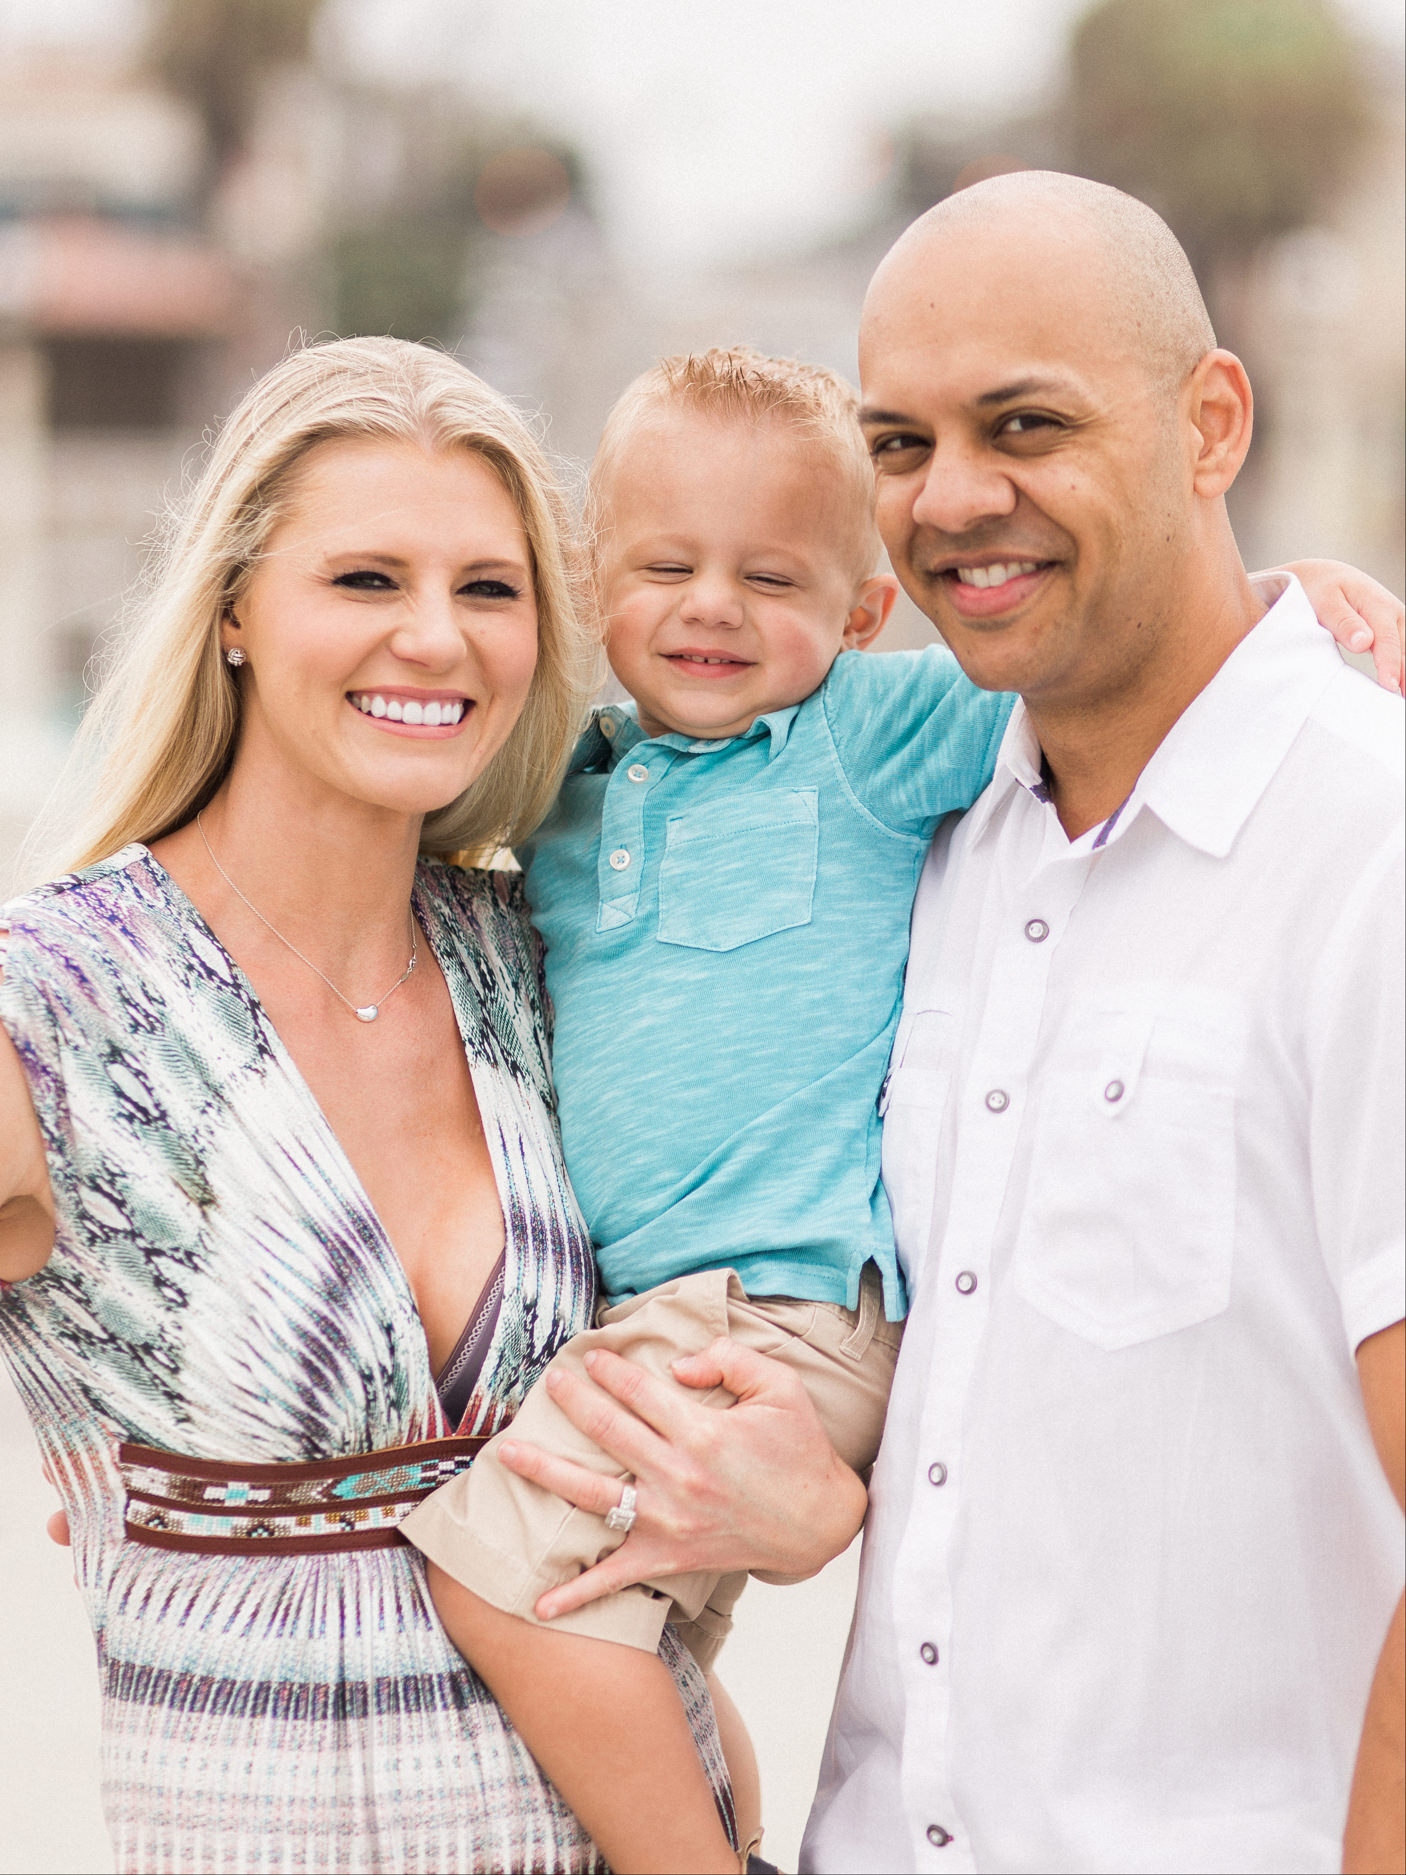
[604,1480,637,1533]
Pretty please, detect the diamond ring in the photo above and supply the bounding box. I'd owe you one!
[604,1480,638,1534]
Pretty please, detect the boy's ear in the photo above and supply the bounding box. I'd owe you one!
[843,574,899,652]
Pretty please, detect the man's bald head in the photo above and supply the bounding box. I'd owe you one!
[865,170,1215,392]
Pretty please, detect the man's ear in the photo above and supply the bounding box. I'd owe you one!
[843,574,899,651]
[1186,349,1254,500]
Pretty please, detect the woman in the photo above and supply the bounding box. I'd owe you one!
[0,337,744,1873]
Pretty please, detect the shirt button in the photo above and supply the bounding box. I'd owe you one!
[955,1270,978,1295]
[1024,917,1050,942]
[920,1641,939,1665]
[926,1824,953,1848]
[626,763,649,783]
[928,1461,948,1487]
[984,1088,1009,1112]
[608,849,631,871]
[1104,1079,1125,1103]
[599,715,616,738]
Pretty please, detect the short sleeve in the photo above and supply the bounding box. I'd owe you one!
[1303,832,1406,1354]
[822,646,1014,837]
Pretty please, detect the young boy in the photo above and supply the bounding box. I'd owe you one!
[401,349,1395,1873]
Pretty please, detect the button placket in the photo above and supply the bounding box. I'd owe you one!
[894,850,1093,1865]
[594,743,663,929]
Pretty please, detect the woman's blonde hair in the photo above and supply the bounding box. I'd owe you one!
[49,336,599,876]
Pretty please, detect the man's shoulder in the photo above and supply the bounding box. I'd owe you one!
[1302,663,1404,787]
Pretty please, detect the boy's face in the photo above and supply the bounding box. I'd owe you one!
[598,408,894,740]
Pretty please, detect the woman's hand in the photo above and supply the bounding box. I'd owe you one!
[496,1337,868,1622]
[1277,559,1404,693]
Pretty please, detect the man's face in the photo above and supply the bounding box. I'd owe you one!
[859,225,1189,710]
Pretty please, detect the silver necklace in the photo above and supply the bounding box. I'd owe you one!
[196,812,417,1023]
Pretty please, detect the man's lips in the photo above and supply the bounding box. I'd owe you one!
[934,559,1057,620]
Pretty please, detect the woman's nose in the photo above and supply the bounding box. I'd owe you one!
[390,592,466,669]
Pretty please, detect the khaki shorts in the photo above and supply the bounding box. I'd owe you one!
[401,1263,902,1670]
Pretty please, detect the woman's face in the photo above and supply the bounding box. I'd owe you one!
[223,437,540,823]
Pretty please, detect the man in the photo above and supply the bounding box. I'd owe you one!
[405,176,1406,1871]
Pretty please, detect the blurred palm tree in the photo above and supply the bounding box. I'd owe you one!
[1066,0,1370,285]
[145,0,325,192]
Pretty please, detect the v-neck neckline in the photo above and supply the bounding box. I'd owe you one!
[131,844,509,1424]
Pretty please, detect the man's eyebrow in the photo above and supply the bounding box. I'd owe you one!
[975,377,1073,406]
[858,407,919,426]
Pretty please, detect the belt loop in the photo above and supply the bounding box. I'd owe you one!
[839,1263,881,1360]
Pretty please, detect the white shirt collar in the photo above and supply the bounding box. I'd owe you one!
[965,574,1342,858]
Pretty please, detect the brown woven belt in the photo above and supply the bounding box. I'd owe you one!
[117,1436,487,1556]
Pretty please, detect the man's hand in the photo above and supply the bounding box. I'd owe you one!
[1277,559,1405,694]
[495,1336,868,1621]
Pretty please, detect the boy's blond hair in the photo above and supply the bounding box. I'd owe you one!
[591,345,881,577]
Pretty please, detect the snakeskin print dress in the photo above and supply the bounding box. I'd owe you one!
[0,847,730,1874]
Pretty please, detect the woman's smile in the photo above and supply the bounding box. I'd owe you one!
[348,687,473,733]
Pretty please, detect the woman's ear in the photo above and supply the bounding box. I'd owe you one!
[842,574,899,651]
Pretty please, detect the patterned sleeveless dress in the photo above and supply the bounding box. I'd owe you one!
[0,847,730,1874]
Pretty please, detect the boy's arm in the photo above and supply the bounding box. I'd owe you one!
[1270,559,1404,693]
[823,644,1014,838]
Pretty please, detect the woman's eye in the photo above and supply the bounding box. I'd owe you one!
[332,569,396,591]
[461,578,523,599]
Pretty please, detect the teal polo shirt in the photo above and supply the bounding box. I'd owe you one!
[520,646,1014,1317]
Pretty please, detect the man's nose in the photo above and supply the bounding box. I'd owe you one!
[910,438,1018,536]
[679,576,744,630]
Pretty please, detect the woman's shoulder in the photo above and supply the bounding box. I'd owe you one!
[417,859,547,1013]
[1,846,154,978]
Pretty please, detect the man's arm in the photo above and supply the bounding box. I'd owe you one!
[1344,1319,1405,1875]
[495,1339,865,1619]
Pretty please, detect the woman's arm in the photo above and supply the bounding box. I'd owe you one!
[1274,559,1404,694]
[495,1338,866,1620]
[0,947,55,1282]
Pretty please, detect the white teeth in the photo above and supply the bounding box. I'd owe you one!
[954,561,1041,589]
[352,692,466,724]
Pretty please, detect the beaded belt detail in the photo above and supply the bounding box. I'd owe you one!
[118,1436,487,1556]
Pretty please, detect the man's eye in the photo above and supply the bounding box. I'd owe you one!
[332,569,396,591]
[462,578,523,599]
[868,432,928,460]
[999,412,1062,437]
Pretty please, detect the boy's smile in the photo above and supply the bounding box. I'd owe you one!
[597,406,895,741]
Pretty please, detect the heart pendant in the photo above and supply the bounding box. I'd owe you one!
[355,1005,379,1023]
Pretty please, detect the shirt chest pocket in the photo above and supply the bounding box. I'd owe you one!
[656,788,819,953]
[1012,1000,1243,1350]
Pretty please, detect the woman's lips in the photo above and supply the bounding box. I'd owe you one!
[347,691,474,736]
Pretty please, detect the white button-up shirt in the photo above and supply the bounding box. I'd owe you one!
[804,578,1405,1875]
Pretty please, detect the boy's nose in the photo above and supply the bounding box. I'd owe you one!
[678,578,745,630]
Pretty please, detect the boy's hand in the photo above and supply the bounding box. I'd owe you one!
[495,1338,867,1621]
[1275,559,1404,693]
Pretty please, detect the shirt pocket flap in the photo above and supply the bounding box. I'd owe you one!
[657,788,819,953]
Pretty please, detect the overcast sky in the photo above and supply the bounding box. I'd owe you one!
[5,0,1403,268]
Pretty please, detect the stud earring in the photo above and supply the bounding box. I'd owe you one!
[225,646,246,667]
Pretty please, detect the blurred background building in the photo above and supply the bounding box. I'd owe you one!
[0,3,1402,1869]
[0,0,1401,879]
